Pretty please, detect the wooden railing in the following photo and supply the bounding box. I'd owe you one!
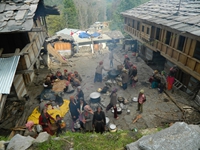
[124,24,200,81]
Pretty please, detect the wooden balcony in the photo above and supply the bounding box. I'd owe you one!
[124,24,200,81]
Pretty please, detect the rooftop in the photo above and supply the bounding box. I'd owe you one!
[121,0,200,36]
[0,0,59,33]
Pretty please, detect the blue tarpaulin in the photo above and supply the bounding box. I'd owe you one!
[78,32,100,38]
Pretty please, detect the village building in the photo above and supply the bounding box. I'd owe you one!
[121,0,200,100]
[0,0,59,118]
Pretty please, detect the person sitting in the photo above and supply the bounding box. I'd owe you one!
[64,81,75,93]
[43,77,53,89]
[39,108,56,135]
[74,71,82,82]
[150,70,161,89]
[47,73,57,82]
[56,115,66,136]
[71,74,81,87]
[55,93,64,106]
[56,71,64,80]
[24,121,38,138]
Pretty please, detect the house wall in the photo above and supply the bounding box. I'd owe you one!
[123,16,200,83]
[13,74,27,100]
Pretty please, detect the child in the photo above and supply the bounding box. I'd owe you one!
[56,115,66,136]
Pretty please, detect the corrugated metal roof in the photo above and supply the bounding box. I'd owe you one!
[0,56,20,94]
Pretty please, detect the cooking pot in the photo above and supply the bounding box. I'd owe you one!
[133,97,137,102]
[90,92,101,103]
[106,117,110,125]
[127,109,130,115]
[118,97,124,103]
[109,123,117,132]
[108,69,120,79]
[117,107,122,114]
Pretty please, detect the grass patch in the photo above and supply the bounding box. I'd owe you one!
[33,131,141,150]
[0,136,9,141]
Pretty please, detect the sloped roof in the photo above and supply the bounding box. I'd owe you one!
[104,30,124,39]
[0,56,20,94]
[56,28,79,36]
[121,0,200,36]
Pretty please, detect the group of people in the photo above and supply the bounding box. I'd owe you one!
[149,65,178,93]
[69,95,106,134]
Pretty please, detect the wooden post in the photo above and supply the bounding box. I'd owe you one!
[0,94,7,120]
[0,48,3,56]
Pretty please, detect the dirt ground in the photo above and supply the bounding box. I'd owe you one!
[1,45,200,136]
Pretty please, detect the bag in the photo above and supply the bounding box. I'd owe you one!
[133,76,138,82]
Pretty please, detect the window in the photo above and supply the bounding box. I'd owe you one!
[132,20,135,28]
[155,28,160,40]
[142,26,144,32]
[137,22,140,30]
[177,35,186,51]
[194,41,200,60]
[165,31,171,45]
[147,27,150,34]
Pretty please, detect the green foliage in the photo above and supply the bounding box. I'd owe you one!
[46,14,66,36]
[108,0,149,31]
[0,136,9,141]
[33,131,137,150]
[63,0,79,29]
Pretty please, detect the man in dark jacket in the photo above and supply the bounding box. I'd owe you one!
[121,69,129,90]
[69,96,79,132]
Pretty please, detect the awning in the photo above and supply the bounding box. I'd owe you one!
[0,56,20,94]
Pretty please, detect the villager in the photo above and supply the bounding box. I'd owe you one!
[67,72,72,82]
[56,71,64,80]
[150,70,161,88]
[124,55,131,69]
[24,121,37,138]
[158,71,167,93]
[74,71,82,82]
[78,98,87,129]
[169,65,178,77]
[71,74,81,87]
[64,81,75,93]
[106,88,119,119]
[94,61,109,83]
[55,93,64,106]
[93,106,106,134]
[137,89,146,113]
[76,86,84,102]
[43,77,52,89]
[82,105,94,132]
[47,73,57,82]
[69,96,79,132]
[131,65,138,87]
[167,75,175,90]
[39,107,56,135]
[56,114,66,136]
[121,69,129,90]
[109,50,114,68]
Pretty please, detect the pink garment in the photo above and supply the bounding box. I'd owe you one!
[25,121,34,131]
[138,94,146,104]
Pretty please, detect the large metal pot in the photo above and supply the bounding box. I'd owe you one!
[109,123,117,132]
[117,107,122,114]
[108,69,120,79]
[118,97,124,103]
[90,92,101,103]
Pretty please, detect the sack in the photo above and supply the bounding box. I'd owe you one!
[133,76,138,82]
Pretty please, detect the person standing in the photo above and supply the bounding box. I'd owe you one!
[94,61,109,83]
[69,96,79,132]
[131,65,138,87]
[109,50,114,68]
[137,89,146,113]
[121,69,129,90]
[106,88,119,119]
[159,71,167,93]
[76,86,84,103]
[93,106,106,134]
[82,105,94,132]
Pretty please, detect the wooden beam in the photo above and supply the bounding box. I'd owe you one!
[0,95,8,120]
[47,43,67,64]
[0,48,3,57]
[16,70,34,74]
[14,48,20,55]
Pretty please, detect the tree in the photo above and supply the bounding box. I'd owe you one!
[63,0,79,29]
